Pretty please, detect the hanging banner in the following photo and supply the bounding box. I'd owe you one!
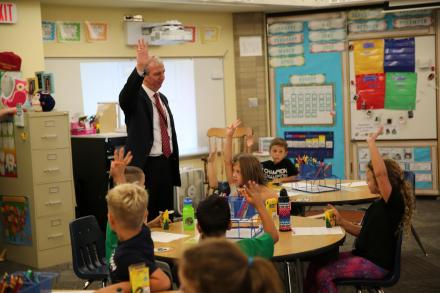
[308,18,345,30]
[348,20,387,33]
[355,73,385,110]
[384,38,415,72]
[393,16,432,29]
[268,33,303,45]
[353,39,384,75]
[310,41,345,53]
[385,72,417,110]
[290,74,326,85]
[269,56,305,67]
[268,44,304,57]
[348,9,384,20]
[308,29,346,42]
[268,22,303,34]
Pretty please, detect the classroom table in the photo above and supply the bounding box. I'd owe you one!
[280,179,379,207]
[152,216,345,293]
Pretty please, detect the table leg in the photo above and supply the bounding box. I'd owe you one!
[295,259,304,293]
[285,261,293,293]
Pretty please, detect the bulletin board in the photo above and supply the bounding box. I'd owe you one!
[267,12,346,178]
[352,141,438,196]
[349,35,437,140]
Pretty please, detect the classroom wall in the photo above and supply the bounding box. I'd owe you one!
[41,4,237,128]
[0,0,45,77]
[233,13,269,142]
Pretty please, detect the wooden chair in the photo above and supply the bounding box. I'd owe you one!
[202,126,253,195]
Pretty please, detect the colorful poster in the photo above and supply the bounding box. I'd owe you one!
[384,38,415,72]
[353,40,384,75]
[0,121,17,177]
[355,73,385,110]
[85,21,108,42]
[0,196,32,245]
[285,131,334,161]
[42,21,56,42]
[385,72,417,110]
[57,21,81,42]
[358,146,433,189]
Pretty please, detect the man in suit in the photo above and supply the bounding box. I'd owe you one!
[119,39,180,221]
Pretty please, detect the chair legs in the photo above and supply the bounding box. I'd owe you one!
[101,279,107,288]
[411,224,428,256]
[83,280,91,290]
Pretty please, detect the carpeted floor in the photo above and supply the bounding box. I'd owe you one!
[0,197,439,292]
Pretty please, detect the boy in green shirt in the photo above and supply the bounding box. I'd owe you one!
[105,148,162,264]
[196,181,279,259]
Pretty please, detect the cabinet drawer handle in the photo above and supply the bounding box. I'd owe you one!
[44,120,56,127]
[43,167,60,173]
[41,134,58,139]
[47,233,63,239]
[47,154,58,160]
[45,200,62,206]
[49,186,60,193]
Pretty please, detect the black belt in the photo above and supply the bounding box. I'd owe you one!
[148,155,168,160]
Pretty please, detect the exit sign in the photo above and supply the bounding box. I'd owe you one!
[0,2,17,24]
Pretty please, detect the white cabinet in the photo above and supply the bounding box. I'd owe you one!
[0,112,75,268]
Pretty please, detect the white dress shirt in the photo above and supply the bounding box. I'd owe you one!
[141,84,173,156]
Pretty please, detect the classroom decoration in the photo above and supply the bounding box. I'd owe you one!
[348,9,433,35]
[349,36,435,140]
[57,21,81,42]
[357,146,434,190]
[0,120,17,177]
[0,51,21,71]
[284,131,334,161]
[0,72,27,108]
[267,11,345,178]
[282,84,334,125]
[85,21,108,42]
[42,21,56,42]
[201,26,221,43]
[0,196,32,245]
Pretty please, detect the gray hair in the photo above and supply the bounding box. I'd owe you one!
[145,56,164,75]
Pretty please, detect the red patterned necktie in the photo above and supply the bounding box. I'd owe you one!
[153,93,172,157]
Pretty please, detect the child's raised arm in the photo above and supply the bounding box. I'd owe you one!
[224,119,241,184]
[207,149,219,189]
[244,181,279,243]
[367,126,392,202]
[110,147,133,185]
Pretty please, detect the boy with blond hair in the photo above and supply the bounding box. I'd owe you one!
[261,137,298,183]
[97,183,170,293]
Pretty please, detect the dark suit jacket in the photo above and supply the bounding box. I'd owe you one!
[119,68,181,186]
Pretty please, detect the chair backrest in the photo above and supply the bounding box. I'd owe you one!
[403,170,416,195]
[385,228,404,286]
[206,126,253,181]
[69,215,108,278]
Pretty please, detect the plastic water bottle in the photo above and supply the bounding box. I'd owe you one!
[278,188,291,231]
[182,197,195,231]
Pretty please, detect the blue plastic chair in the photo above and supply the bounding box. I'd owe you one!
[69,215,109,289]
[403,171,428,256]
[336,229,403,293]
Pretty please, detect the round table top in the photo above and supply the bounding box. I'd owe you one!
[277,179,379,206]
[152,216,345,262]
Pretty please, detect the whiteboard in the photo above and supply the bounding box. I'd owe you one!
[44,57,226,155]
[349,35,437,140]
